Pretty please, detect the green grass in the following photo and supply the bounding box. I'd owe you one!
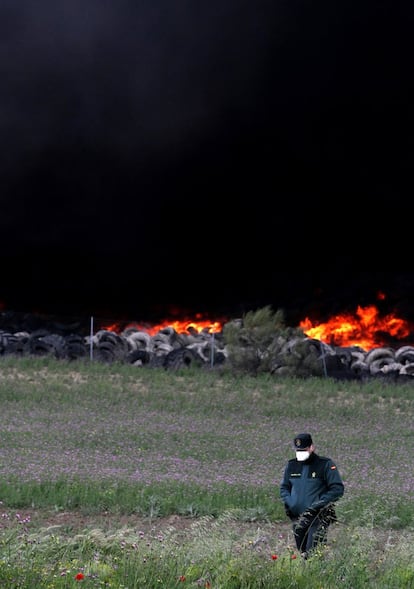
[0,356,413,587]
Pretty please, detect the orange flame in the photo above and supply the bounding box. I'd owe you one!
[100,303,414,351]
[1,298,412,351]
[300,305,412,350]
[102,316,223,336]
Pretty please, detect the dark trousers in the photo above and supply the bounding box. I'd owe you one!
[292,511,329,555]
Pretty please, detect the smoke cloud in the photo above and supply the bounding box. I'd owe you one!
[1,1,411,318]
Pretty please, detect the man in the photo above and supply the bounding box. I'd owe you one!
[280,433,344,559]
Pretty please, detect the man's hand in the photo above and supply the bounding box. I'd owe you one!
[310,500,326,511]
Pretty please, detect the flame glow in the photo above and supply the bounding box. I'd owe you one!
[100,303,414,351]
[103,317,223,336]
[300,305,412,350]
[2,296,411,351]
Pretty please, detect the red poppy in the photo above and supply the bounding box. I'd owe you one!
[179,575,186,582]
[291,554,297,560]
[75,572,85,580]
[271,554,278,560]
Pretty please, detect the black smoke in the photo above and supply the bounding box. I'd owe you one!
[1,1,412,321]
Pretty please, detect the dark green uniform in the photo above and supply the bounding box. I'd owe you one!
[280,452,344,556]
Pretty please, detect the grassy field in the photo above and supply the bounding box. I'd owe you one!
[0,356,413,587]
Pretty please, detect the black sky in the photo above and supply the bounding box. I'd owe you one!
[1,1,413,326]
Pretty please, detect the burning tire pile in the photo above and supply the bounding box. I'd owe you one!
[1,312,414,380]
[0,314,227,370]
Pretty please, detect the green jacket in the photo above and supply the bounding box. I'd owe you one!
[280,452,344,518]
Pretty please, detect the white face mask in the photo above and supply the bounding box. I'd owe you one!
[296,450,310,461]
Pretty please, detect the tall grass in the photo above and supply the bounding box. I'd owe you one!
[0,356,413,587]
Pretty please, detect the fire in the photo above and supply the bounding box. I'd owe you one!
[300,305,412,350]
[1,296,412,350]
[100,303,414,351]
[102,316,223,336]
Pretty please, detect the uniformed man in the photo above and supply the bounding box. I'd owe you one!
[280,433,344,558]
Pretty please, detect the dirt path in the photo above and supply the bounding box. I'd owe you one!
[2,507,294,539]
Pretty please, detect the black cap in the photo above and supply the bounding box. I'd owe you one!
[294,433,313,450]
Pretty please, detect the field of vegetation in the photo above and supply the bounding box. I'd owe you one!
[0,356,413,588]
